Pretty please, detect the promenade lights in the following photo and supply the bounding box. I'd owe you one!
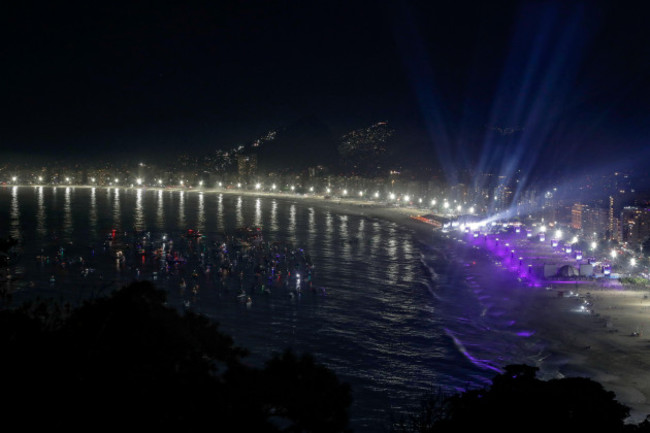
[38,176,43,182]
[12,176,17,183]
[555,230,562,240]
[343,189,348,196]
[237,183,241,188]
[631,258,637,267]
[272,184,276,190]
[291,185,295,191]
[66,177,71,183]
[309,186,314,192]
[218,182,222,187]
[137,178,142,185]
[180,180,184,186]
[404,195,410,202]
[457,205,462,212]
[326,187,331,194]
[158,179,162,185]
[431,199,436,206]
[374,192,379,198]
[389,193,395,200]
[443,201,449,209]
[591,241,597,250]
[255,183,261,190]
[199,180,203,186]
[359,191,363,197]
[418,198,422,203]
[469,206,474,214]
[611,250,617,259]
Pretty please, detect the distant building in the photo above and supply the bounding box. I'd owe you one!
[571,203,586,230]
[620,207,650,250]
[237,154,257,179]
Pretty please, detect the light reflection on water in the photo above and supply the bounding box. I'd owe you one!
[0,186,517,433]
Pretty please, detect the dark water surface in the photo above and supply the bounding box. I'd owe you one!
[0,186,544,431]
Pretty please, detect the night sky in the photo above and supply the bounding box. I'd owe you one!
[4,1,650,178]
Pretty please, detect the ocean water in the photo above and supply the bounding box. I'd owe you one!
[0,186,547,431]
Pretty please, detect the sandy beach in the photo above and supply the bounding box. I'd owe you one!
[13,184,650,422]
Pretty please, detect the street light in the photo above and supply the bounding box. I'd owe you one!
[255,183,261,190]
[343,189,348,196]
[137,178,142,185]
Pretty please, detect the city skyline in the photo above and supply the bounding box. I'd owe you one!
[4,1,650,181]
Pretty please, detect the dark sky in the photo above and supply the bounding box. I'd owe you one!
[4,1,650,177]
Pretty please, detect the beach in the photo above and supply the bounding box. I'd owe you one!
[7,184,650,423]
[262,189,650,423]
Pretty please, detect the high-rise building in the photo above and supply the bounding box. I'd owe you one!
[237,154,257,179]
[571,204,586,230]
[620,207,650,250]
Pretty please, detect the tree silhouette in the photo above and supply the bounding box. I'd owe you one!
[392,364,650,433]
[0,281,351,432]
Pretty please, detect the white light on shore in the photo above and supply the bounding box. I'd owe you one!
[39,176,43,182]
[137,178,142,185]
[374,192,379,198]
[272,184,276,190]
[431,199,436,205]
[404,195,410,202]
[469,206,474,214]
[555,230,562,240]
[443,201,449,209]
[457,205,462,212]
[237,183,241,188]
[611,250,617,259]
[343,189,348,196]
[309,186,314,192]
[591,241,597,250]
[326,187,331,193]
[389,193,395,200]
[180,180,184,186]
[539,225,546,232]
[255,183,261,190]
[291,185,295,191]
[418,197,422,203]
[359,191,363,197]
[158,179,162,184]
[631,258,637,266]
[115,178,119,183]
[199,180,203,186]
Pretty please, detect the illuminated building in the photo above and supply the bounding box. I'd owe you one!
[620,207,650,250]
[571,204,586,230]
[237,154,257,179]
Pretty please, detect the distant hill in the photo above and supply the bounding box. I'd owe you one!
[247,115,338,173]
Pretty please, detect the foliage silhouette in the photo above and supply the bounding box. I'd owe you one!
[0,281,351,432]
[391,364,650,433]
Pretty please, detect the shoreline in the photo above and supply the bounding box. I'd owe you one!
[7,184,650,422]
